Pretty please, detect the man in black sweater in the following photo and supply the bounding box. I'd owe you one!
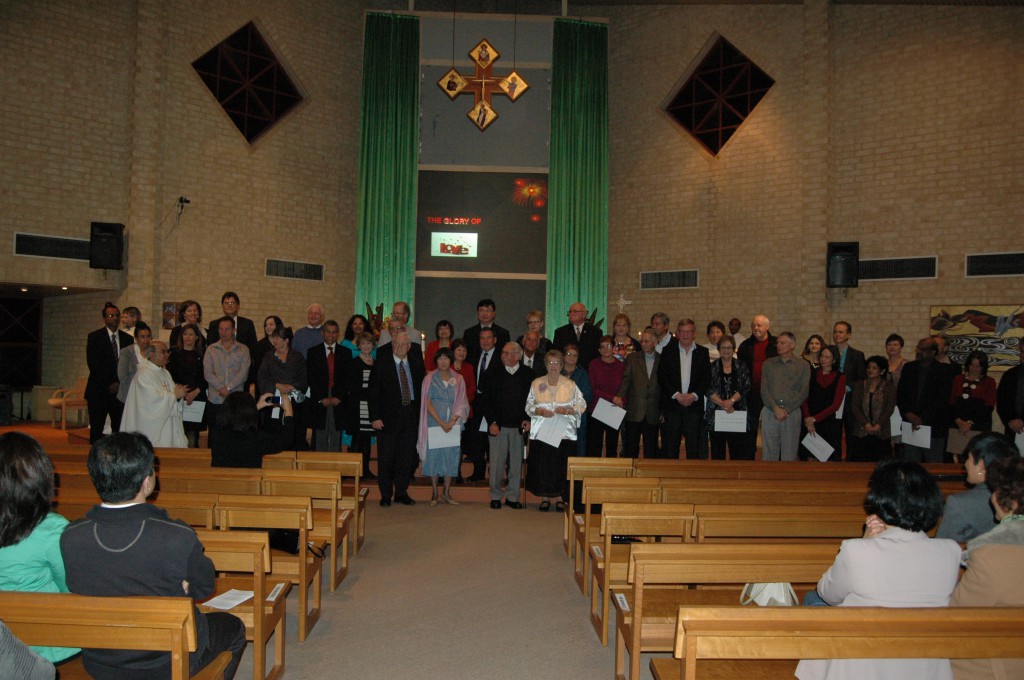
[60,433,246,680]
[483,342,534,509]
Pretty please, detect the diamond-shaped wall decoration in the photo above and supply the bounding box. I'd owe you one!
[192,22,303,144]
[665,37,774,156]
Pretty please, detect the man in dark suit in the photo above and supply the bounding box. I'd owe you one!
[377,318,423,364]
[657,318,711,459]
[996,343,1024,440]
[307,320,349,451]
[464,328,500,482]
[463,298,510,368]
[368,331,425,506]
[614,329,661,458]
[519,331,547,377]
[833,320,867,447]
[85,302,135,443]
[898,337,956,463]
[206,291,258,387]
[553,302,602,369]
[737,314,777,453]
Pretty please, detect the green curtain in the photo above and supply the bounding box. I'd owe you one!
[546,18,609,330]
[354,13,420,318]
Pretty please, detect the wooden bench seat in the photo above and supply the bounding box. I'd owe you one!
[612,543,839,680]
[196,530,291,680]
[574,477,662,594]
[589,503,694,645]
[261,468,352,592]
[565,457,634,555]
[52,488,219,529]
[649,606,1024,680]
[0,591,230,680]
[295,451,368,556]
[216,494,324,641]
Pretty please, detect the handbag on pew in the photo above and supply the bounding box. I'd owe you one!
[740,582,799,607]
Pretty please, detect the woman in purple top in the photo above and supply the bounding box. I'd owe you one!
[587,335,625,457]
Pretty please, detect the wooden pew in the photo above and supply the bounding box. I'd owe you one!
[657,478,870,509]
[295,451,367,556]
[574,477,662,595]
[590,503,695,646]
[612,543,839,680]
[261,469,352,592]
[52,488,218,530]
[650,606,1024,680]
[262,450,297,470]
[157,468,264,496]
[196,530,291,680]
[216,494,324,642]
[0,591,231,680]
[691,505,867,543]
[565,456,634,555]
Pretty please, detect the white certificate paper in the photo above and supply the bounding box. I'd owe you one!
[901,422,932,448]
[202,589,253,610]
[1015,431,1024,454]
[801,433,834,462]
[428,426,461,449]
[890,406,902,437]
[592,398,626,431]
[835,395,845,419]
[714,410,747,433]
[533,414,570,447]
[182,400,206,423]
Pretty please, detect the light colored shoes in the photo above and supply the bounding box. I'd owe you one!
[441,493,459,506]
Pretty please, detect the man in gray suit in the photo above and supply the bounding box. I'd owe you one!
[614,329,661,458]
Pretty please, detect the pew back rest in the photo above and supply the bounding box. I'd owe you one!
[626,543,840,586]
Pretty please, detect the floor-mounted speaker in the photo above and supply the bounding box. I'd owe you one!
[826,242,859,288]
[89,222,124,270]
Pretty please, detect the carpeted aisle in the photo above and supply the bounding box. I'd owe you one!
[236,499,647,680]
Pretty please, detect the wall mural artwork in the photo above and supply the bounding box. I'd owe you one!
[438,39,529,131]
[930,304,1024,371]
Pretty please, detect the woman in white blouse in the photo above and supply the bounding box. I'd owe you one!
[525,349,586,512]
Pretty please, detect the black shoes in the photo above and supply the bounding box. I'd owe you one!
[539,500,550,512]
[504,500,523,510]
[396,496,416,506]
[490,500,501,510]
[379,499,391,507]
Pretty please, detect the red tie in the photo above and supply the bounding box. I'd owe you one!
[327,346,335,389]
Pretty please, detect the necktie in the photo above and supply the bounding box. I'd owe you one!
[479,350,488,381]
[399,360,411,406]
[575,326,581,341]
[327,347,335,390]
[111,333,119,358]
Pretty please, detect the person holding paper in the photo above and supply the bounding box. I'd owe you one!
[482,343,534,509]
[846,356,896,462]
[704,334,752,460]
[526,349,587,512]
[799,345,846,462]
[760,332,810,461]
[897,337,956,463]
[416,347,469,507]
[168,323,207,448]
[121,341,188,448]
[587,335,626,457]
[615,329,662,459]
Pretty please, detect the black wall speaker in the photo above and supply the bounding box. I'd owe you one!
[826,242,859,288]
[89,222,124,270]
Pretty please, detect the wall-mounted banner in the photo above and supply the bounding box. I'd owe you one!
[431,232,478,258]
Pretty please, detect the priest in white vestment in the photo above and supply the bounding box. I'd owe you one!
[122,340,188,447]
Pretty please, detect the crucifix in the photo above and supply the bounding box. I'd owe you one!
[438,39,529,131]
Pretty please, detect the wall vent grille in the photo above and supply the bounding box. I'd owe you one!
[640,270,699,289]
[859,257,936,280]
[966,252,1024,277]
[14,233,90,261]
[265,259,324,281]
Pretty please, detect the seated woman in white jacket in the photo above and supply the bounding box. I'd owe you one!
[796,459,961,680]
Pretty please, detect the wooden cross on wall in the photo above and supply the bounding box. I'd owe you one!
[438,39,529,131]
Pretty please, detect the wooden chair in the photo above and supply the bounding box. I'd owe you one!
[0,591,231,680]
[564,456,634,555]
[261,469,352,591]
[216,494,324,641]
[295,451,367,556]
[612,542,839,680]
[196,530,291,680]
[574,477,661,594]
[650,606,1024,680]
[590,503,695,646]
[47,378,88,430]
